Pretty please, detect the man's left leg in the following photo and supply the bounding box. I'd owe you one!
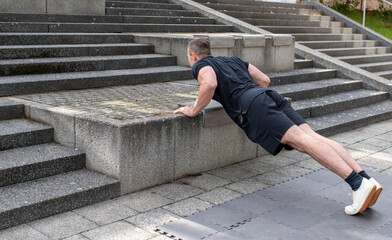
[280,125,376,215]
[298,123,383,207]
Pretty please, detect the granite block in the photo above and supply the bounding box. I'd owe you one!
[81,221,154,240]
[195,187,243,205]
[162,198,213,217]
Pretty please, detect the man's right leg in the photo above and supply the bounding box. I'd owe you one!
[280,125,376,215]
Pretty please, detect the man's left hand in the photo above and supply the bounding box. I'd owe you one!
[174,106,197,117]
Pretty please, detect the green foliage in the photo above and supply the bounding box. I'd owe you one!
[331,5,392,39]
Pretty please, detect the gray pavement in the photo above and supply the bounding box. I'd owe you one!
[1,119,392,240]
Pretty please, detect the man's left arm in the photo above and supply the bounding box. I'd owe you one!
[174,66,217,117]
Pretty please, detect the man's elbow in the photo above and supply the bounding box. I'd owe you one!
[263,77,271,87]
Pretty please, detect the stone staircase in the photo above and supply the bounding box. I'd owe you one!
[0,99,120,230]
[193,0,392,80]
[267,59,392,136]
[1,0,392,231]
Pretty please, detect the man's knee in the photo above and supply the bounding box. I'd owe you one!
[281,125,314,152]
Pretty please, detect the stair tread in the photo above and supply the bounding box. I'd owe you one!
[0,65,190,84]
[297,40,378,44]
[0,43,152,49]
[355,61,392,67]
[0,54,174,65]
[266,68,336,78]
[0,169,118,212]
[271,78,361,94]
[317,46,391,51]
[0,99,23,107]
[0,119,52,136]
[307,100,392,131]
[291,89,388,110]
[338,53,392,60]
[0,143,83,170]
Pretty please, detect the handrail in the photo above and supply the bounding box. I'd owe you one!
[363,0,392,26]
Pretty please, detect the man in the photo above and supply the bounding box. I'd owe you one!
[174,38,383,215]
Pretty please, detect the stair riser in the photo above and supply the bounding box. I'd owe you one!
[0,155,86,187]
[0,105,24,120]
[341,56,392,64]
[0,13,123,23]
[123,16,215,24]
[320,48,392,57]
[0,57,177,76]
[360,64,392,73]
[0,34,135,45]
[106,1,183,10]
[243,19,342,28]
[293,34,365,41]
[211,4,321,15]
[315,111,392,137]
[0,45,154,60]
[0,70,193,97]
[296,93,389,118]
[194,0,315,9]
[48,24,232,33]
[229,12,331,21]
[0,129,53,150]
[269,71,337,86]
[0,183,120,230]
[110,0,169,2]
[261,27,355,34]
[106,8,199,17]
[279,81,363,101]
[294,61,313,69]
[300,41,379,49]
[379,73,392,79]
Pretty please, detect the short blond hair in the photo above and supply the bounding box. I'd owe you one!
[187,38,211,58]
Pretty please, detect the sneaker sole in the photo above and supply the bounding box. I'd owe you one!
[368,187,383,207]
[359,185,377,213]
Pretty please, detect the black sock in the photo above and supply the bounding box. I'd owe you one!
[345,171,363,191]
[359,170,371,180]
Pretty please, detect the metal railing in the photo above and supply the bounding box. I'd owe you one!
[363,0,392,26]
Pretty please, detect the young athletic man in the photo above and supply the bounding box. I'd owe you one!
[174,38,383,215]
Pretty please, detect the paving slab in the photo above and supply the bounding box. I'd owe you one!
[156,169,392,240]
[81,221,155,240]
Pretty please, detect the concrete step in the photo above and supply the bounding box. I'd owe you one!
[374,69,392,79]
[0,54,177,76]
[0,33,135,45]
[212,5,322,15]
[297,40,380,49]
[271,78,363,101]
[292,90,389,118]
[241,18,342,28]
[111,0,170,2]
[0,99,24,120]
[0,143,85,187]
[294,59,313,69]
[0,43,154,60]
[122,16,215,24]
[267,68,337,86]
[194,0,315,9]
[308,100,392,136]
[0,169,120,230]
[224,11,331,21]
[355,61,392,72]
[0,22,232,33]
[0,119,53,150]
[337,53,392,64]
[259,26,355,34]
[317,47,392,57]
[292,33,365,41]
[106,1,183,10]
[0,66,192,96]
[106,7,200,17]
[0,13,124,23]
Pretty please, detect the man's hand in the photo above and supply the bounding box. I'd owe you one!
[174,106,197,117]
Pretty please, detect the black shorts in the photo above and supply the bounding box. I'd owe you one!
[241,90,306,156]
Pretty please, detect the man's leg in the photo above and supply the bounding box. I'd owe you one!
[298,123,383,207]
[280,125,376,215]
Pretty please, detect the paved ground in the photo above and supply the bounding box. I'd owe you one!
[1,119,392,240]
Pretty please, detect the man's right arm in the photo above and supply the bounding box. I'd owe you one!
[248,63,270,88]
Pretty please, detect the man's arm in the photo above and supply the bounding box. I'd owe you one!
[248,63,270,88]
[174,66,217,117]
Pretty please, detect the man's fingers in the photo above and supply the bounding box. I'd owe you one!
[174,107,184,114]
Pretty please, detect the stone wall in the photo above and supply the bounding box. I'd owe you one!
[0,0,105,15]
[321,0,392,11]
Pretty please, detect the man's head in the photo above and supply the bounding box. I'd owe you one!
[187,38,212,67]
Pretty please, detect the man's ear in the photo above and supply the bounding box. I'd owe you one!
[192,52,200,62]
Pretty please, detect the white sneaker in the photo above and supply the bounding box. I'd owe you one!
[368,178,383,207]
[345,178,376,216]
